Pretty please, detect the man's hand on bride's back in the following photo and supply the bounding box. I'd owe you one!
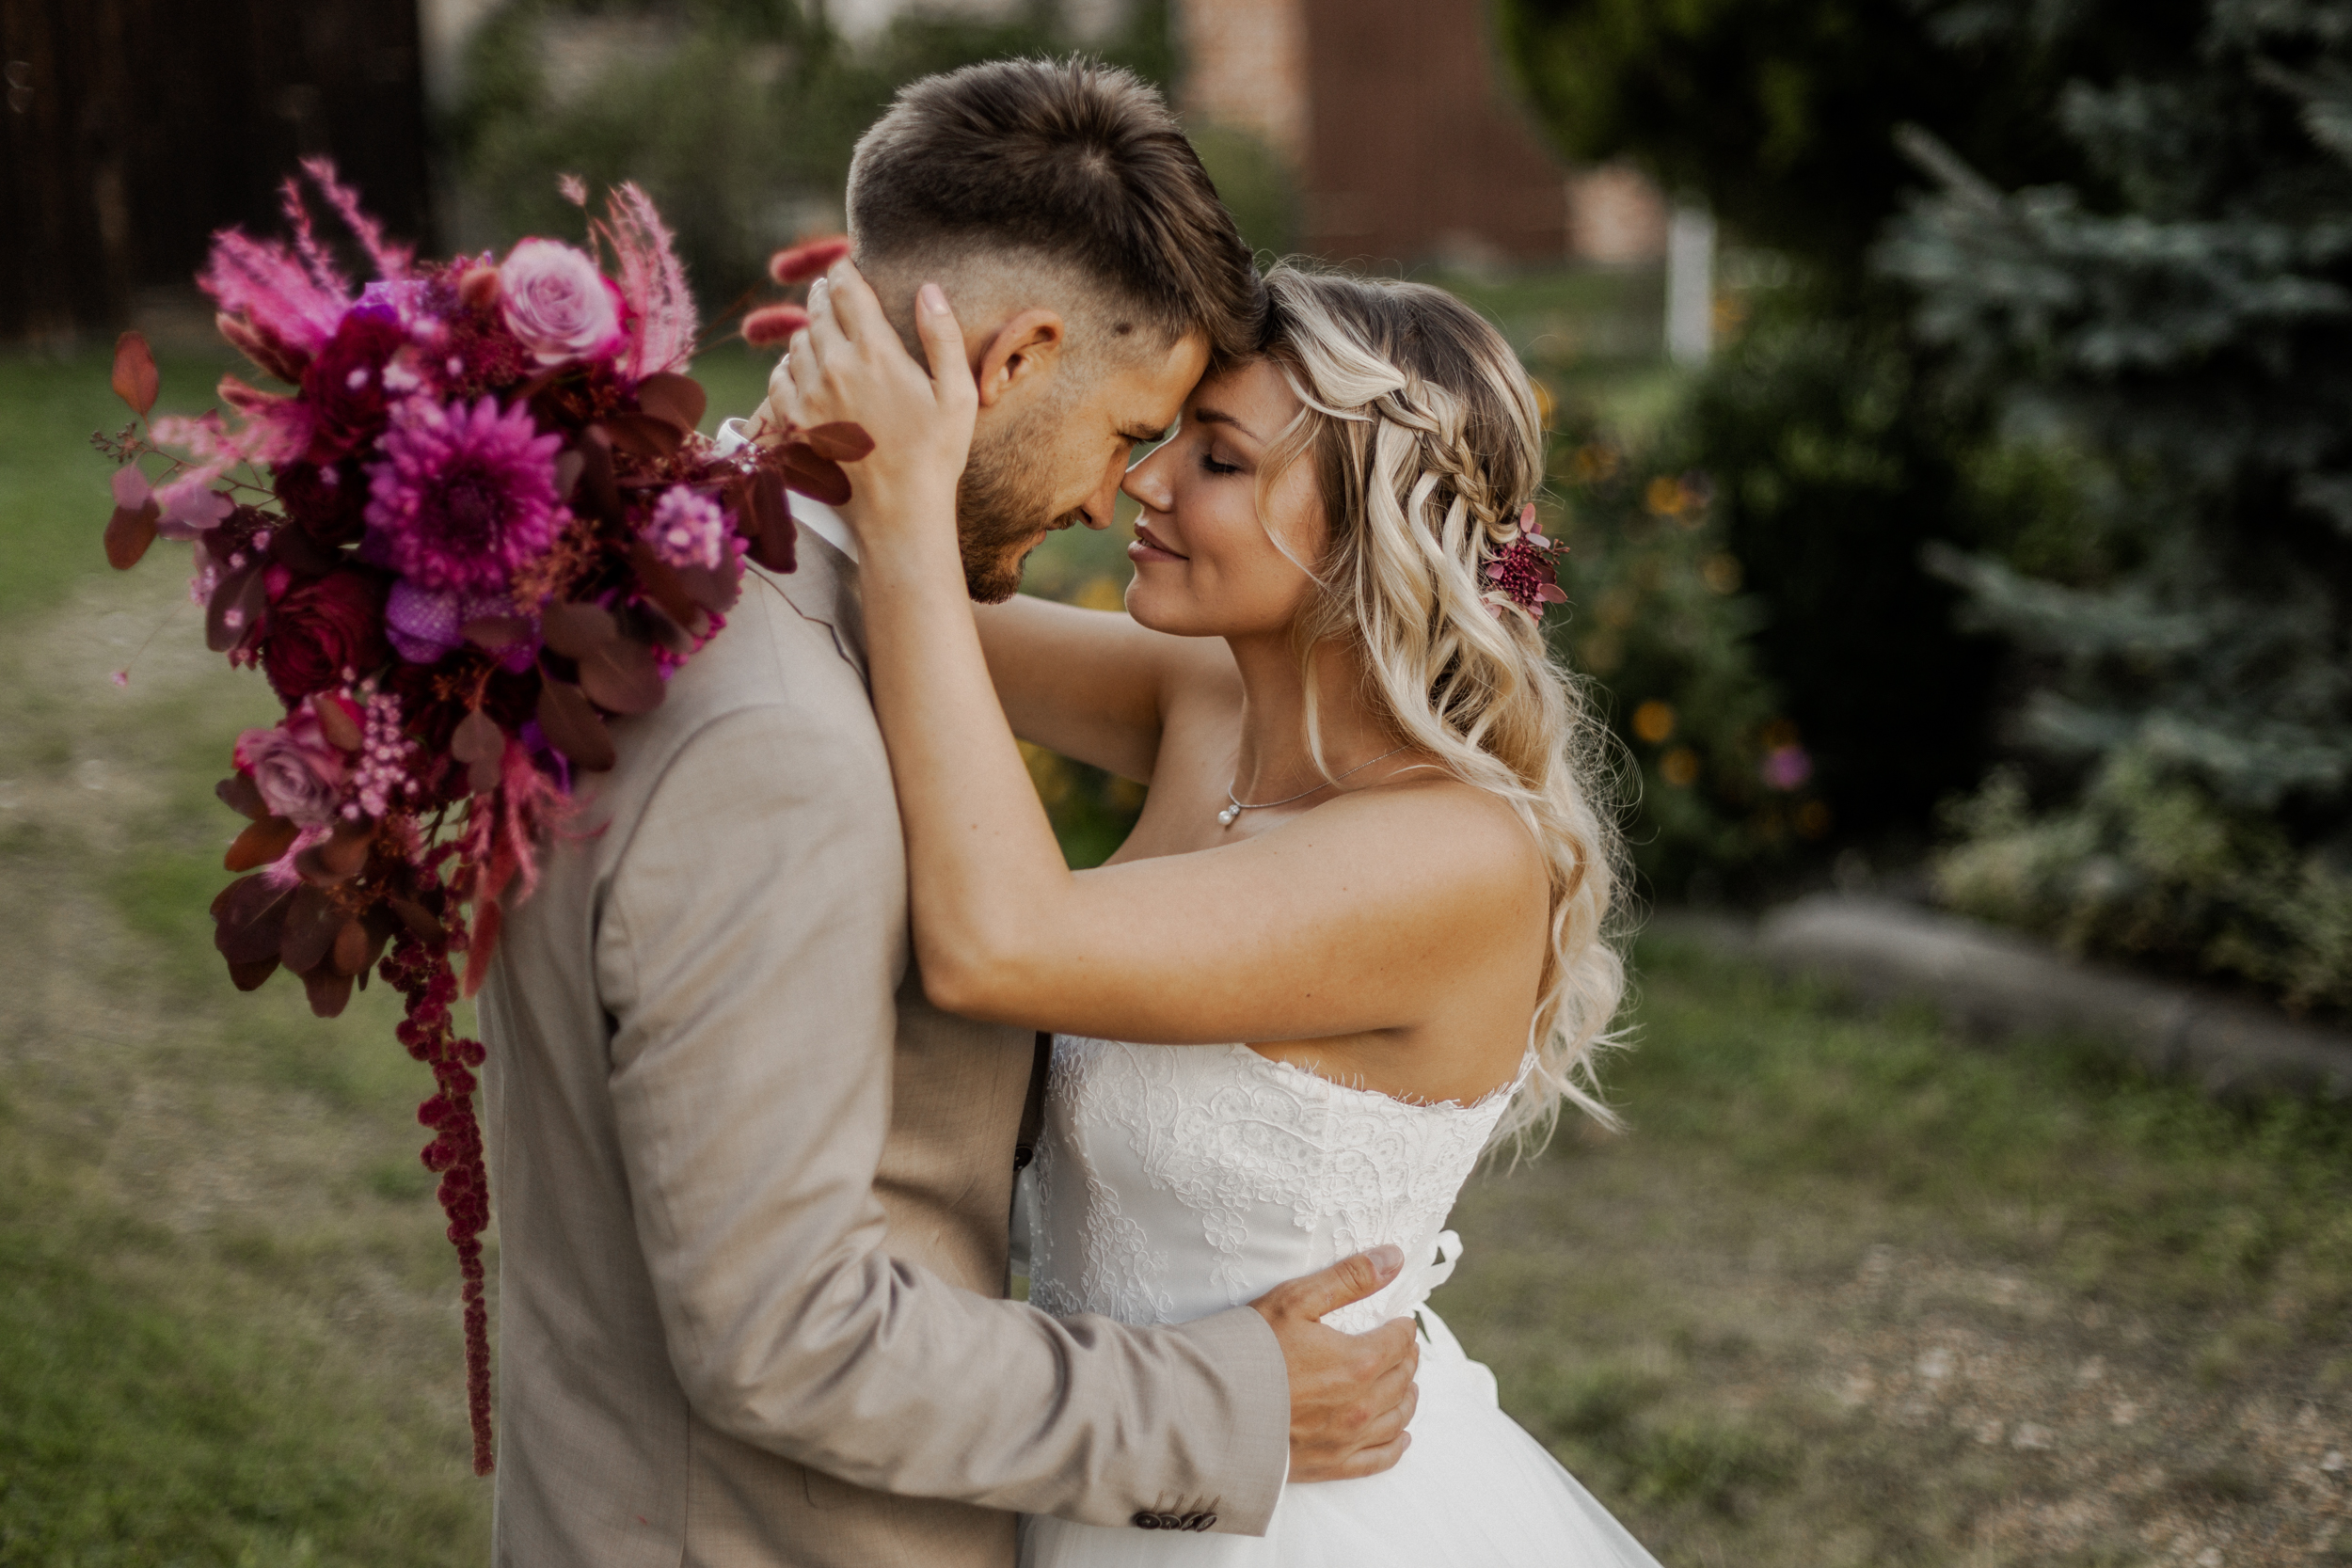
[764,262,977,539]
[1250,1245,1421,1482]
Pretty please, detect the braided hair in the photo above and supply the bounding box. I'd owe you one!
[1254,266,1629,1145]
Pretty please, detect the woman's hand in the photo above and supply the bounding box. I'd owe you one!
[765,265,976,557]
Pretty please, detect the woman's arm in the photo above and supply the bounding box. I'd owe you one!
[975,595,1235,784]
[777,267,1538,1044]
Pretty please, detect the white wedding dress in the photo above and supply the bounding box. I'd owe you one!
[1019,1036,1662,1567]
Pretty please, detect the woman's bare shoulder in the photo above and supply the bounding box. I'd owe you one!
[1265,771,1548,906]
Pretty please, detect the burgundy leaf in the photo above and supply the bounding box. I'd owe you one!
[576,632,663,716]
[452,708,505,795]
[312,697,363,752]
[217,773,268,821]
[213,875,294,965]
[105,502,159,570]
[536,677,616,771]
[386,895,447,943]
[280,884,342,973]
[775,444,851,507]
[635,372,707,433]
[111,330,159,418]
[628,539,707,637]
[295,819,373,886]
[573,429,624,527]
[302,966,355,1018]
[603,412,682,462]
[799,421,874,463]
[225,815,299,872]
[539,600,619,657]
[205,562,267,654]
[554,448,584,502]
[674,559,743,614]
[741,468,797,574]
[331,917,371,976]
[227,955,280,991]
[463,615,533,652]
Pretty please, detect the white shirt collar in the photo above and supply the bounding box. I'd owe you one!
[715,417,858,563]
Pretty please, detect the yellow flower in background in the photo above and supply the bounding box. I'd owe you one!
[1661,747,1701,787]
[1645,475,1686,518]
[1569,442,1620,484]
[1700,553,1743,594]
[1632,700,1677,744]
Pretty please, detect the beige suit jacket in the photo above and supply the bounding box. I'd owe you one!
[478,533,1288,1566]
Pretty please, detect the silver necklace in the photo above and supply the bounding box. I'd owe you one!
[1219,746,1407,828]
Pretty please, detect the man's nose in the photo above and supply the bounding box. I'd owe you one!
[1081,467,1122,531]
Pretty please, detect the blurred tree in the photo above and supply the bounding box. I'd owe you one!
[1493,0,2207,863]
[1492,0,2185,279]
[1883,1,2352,1011]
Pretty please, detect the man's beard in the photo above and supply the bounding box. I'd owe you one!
[955,404,1078,604]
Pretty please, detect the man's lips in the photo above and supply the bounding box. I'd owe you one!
[1131,521,1188,562]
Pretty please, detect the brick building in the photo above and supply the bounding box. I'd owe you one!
[1178,0,1661,269]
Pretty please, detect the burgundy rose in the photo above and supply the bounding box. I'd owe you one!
[301,314,407,464]
[232,699,355,827]
[261,568,391,700]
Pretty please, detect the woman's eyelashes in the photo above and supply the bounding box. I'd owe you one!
[1200,447,1243,477]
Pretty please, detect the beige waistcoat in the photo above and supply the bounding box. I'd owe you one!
[478,535,1286,1566]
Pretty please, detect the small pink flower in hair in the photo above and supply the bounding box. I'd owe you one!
[1482,503,1569,621]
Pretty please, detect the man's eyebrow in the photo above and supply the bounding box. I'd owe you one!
[1190,406,1260,441]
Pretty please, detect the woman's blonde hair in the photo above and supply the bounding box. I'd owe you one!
[1255,265,1629,1145]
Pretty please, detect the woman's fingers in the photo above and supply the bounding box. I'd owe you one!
[915,282,976,423]
[821,260,893,341]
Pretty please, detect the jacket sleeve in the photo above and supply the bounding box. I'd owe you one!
[597,699,1289,1533]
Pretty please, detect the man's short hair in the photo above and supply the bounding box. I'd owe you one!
[847,57,1267,365]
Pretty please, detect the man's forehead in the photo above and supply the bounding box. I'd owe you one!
[1103,329,1212,431]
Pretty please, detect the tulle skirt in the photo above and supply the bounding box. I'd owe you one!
[1019,1310,1661,1568]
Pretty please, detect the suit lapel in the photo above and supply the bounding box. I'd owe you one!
[761,530,869,688]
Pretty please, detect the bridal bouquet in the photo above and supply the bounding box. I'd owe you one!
[95,160,864,1473]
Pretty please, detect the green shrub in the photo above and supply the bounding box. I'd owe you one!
[1545,389,1820,895]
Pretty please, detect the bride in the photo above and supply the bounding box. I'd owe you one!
[773,261,1659,1567]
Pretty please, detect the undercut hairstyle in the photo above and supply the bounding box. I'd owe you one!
[846,57,1267,365]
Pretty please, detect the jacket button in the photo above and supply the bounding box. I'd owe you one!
[1132,1513,1161,1529]
[1186,1512,1216,1531]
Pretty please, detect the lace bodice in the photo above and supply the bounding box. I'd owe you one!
[1026,1037,1527,1336]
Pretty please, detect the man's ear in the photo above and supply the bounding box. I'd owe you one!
[974,308,1066,409]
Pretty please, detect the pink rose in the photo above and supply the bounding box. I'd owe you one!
[498,239,624,366]
[233,698,356,826]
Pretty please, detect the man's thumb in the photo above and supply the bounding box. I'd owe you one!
[915,283,972,404]
[1284,1244,1405,1322]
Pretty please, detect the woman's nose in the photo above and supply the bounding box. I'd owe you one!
[1122,442,1174,513]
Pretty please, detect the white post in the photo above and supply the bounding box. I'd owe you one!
[1665,204,1715,367]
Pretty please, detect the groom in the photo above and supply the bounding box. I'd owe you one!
[480,57,1419,1567]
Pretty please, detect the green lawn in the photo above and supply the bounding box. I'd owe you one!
[4,327,2348,1565]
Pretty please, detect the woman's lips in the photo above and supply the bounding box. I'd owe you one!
[1129,521,1188,563]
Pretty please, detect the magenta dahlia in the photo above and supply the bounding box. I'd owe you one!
[363,396,564,595]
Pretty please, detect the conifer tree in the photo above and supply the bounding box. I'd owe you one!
[1879,0,2352,1009]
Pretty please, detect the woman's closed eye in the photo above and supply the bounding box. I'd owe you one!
[1200,449,1244,477]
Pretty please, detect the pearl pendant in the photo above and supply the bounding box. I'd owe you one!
[1217,805,1240,827]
